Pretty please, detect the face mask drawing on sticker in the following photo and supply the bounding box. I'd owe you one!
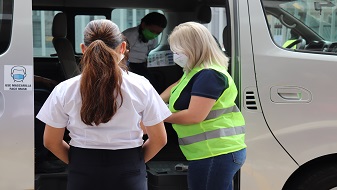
[11,66,27,82]
[173,53,188,68]
[142,29,159,40]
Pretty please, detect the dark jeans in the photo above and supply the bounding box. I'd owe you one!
[67,146,147,190]
[188,148,246,190]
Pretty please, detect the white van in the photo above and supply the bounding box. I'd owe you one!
[1,0,337,189]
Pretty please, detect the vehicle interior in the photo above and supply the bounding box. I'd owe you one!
[32,0,231,189]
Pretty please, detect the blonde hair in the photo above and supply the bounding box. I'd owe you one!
[168,22,229,73]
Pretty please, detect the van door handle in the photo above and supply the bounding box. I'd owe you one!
[278,91,301,100]
[270,86,312,103]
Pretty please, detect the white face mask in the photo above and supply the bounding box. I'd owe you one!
[119,54,125,63]
[173,53,188,68]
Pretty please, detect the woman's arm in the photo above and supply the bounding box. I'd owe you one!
[43,125,70,164]
[164,96,216,125]
[142,121,167,163]
[160,80,179,103]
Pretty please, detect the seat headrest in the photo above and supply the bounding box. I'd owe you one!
[195,5,212,24]
[52,13,67,38]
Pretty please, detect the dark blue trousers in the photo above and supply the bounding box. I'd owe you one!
[67,146,147,190]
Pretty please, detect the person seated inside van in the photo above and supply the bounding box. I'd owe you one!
[122,12,167,91]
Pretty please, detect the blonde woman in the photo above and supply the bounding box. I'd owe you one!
[161,22,246,190]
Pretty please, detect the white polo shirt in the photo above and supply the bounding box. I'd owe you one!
[36,70,171,150]
[122,26,157,63]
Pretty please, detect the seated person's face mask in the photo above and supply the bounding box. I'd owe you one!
[140,23,164,41]
[142,29,159,40]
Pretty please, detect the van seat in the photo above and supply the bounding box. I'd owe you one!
[52,13,80,80]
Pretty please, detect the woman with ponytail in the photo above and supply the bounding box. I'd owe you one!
[36,19,170,190]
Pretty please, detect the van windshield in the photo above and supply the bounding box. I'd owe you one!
[279,0,337,41]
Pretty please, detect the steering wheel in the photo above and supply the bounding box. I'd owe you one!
[286,39,306,49]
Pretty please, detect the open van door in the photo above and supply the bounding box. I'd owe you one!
[0,0,35,189]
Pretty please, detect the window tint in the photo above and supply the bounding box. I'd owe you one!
[0,0,13,55]
[32,10,60,57]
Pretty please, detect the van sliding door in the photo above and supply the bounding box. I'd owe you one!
[0,0,34,189]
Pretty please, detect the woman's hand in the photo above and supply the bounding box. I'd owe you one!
[164,96,216,125]
[142,121,167,163]
[160,80,179,103]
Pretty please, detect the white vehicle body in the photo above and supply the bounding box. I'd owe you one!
[0,0,336,189]
[235,0,337,189]
[0,0,34,189]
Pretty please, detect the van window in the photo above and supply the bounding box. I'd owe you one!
[111,9,163,32]
[204,7,227,50]
[0,0,13,55]
[111,9,164,44]
[267,14,285,47]
[74,15,106,53]
[32,10,60,57]
[262,0,337,53]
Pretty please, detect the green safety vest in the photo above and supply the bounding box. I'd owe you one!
[169,64,246,160]
[282,39,297,49]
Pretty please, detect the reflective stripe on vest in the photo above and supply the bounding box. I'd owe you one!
[178,125,245,145]
[169,65,246,160]
[205,105,240,120]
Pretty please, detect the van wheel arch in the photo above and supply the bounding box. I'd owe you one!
[283,154,337,190]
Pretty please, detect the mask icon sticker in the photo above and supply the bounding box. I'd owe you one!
[11,66,27,82]
[4,65,33,91]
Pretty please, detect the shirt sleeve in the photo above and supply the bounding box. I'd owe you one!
[36,85,69,128]
[122,27,137,47]
[141,84,172,127]
[191,69,228,100]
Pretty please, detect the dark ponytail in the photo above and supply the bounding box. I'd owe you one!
[80,20,125,126]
